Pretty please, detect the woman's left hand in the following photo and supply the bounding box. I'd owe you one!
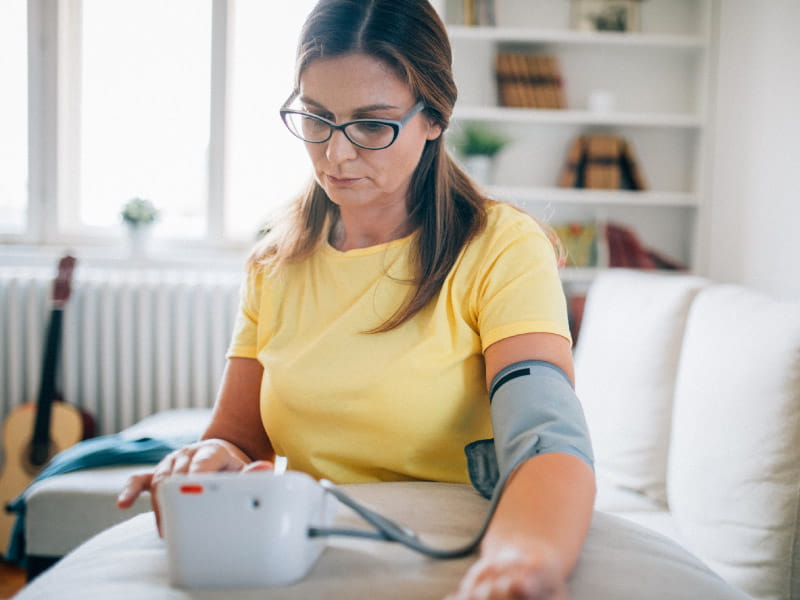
[445,542,568,600]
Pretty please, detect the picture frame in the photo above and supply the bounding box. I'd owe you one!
[571,0,642,33]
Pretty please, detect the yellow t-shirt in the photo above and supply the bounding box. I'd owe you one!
[227,201,570,485]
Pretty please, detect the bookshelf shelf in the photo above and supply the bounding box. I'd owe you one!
[448,26,707,50]
[438,0,713,279]
[453,107,704,129]
[487,186,699,208]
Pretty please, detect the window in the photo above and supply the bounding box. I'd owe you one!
[226,0,314,240]
[66,0,212,238]
[3,0,316,248]
[0,1,28,234]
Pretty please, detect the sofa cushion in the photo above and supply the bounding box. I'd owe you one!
[574,269,707,508]
[14,482,751,600]
[668,285,800,600]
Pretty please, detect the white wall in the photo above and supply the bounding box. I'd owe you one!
[705,0,800,300]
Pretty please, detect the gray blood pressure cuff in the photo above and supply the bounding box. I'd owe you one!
[465,360,594,499]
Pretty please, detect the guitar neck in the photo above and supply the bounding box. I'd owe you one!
[31,307,64,464]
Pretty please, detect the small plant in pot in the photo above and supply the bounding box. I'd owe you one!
[452,124,509,185]
[121,197,159,227]
[121,197,159,256]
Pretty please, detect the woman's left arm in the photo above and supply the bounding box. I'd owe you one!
[449,332,596,600]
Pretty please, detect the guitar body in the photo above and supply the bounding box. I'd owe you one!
[0,401,84,552]
[0,254,95,557]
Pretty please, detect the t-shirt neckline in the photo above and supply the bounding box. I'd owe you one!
[322,229,417,258]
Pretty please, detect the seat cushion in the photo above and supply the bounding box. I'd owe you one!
[574,269,707,507]
[595,471,684,548]
[669,285,800,600]
[25,465,153,557]
[24,409,213,558]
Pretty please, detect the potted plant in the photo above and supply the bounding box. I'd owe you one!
[452,124,509,184]
[120,197,159,256]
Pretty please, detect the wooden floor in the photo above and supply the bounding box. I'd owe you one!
[0,560,26,599]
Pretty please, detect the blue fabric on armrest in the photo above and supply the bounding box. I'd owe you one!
[5,432,195,565]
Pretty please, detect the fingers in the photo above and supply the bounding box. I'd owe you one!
[447,548,568,600]
[116,440,257,537]
[154,440,248,479]
[243,460,275,473]
[117,440,270,537]
[148,452,178,537]
[188,441,249,473]
[447,576,565,600]
[115,459,174,538]
[116,472,155,509]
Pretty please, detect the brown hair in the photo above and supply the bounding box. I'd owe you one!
[250,0,549,332]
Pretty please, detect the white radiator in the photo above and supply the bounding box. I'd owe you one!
[0,266,243,436]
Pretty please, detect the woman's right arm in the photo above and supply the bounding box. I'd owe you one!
[116,357,273,532]
[201,356,274,460]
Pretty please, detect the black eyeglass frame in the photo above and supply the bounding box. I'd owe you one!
[279,100,427,150]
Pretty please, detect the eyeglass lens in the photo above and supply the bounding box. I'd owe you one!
[283,113,396,149]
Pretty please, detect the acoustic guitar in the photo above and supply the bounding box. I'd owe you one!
[0,255,94,556]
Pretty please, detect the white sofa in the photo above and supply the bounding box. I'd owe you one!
[575,269,800,600]
[14,269,800,600]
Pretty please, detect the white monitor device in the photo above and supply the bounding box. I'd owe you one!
[158,470,336,588]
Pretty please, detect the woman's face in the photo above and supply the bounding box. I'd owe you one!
[296,53,441,217]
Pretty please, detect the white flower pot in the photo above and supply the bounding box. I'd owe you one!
[463,155,494,185]
[127,225,152,257]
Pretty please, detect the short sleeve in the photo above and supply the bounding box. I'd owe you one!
[473,212,571,351]
[226,266,262,359]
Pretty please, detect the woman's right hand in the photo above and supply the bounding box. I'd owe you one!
[116,438,273,536]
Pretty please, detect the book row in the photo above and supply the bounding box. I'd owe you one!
[495,53,567,110]
[555,221,685,270]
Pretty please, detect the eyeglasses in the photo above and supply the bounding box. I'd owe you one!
[280,100,426,150]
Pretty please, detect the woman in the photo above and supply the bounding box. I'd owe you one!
[119,1,595,597]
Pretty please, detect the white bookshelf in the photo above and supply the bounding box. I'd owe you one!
[435,0,714,283]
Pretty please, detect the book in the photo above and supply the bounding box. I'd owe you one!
[557,136,586,188]
[619,139,648,191]
[604,222,685,270]
[543,55,567,108]
[495,52,512,107]
[494,53,508,105]
[511,54,531,106]
[609,223,654,268]
[464,0,476,26]
[584,135,622,189]
[554,221,599,268]
[529,55,550,108]
[476,0,496,26]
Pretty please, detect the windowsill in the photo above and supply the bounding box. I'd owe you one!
[0,242,251,272]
